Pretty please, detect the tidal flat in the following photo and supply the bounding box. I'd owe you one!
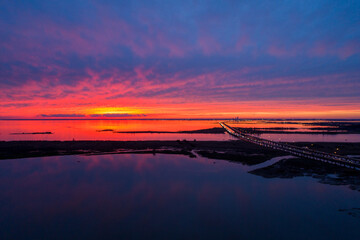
[1,140,359,191]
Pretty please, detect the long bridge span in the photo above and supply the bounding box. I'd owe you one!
[220,122,360,171]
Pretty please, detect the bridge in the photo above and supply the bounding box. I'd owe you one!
[220,122,360,171]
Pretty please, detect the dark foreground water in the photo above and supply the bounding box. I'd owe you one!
[0,154,359,239]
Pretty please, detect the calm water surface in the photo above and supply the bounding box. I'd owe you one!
[0,120,229,141]
[0,153,359,239]
[0,120,359,142]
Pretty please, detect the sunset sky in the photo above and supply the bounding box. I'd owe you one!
[0,0,359,119]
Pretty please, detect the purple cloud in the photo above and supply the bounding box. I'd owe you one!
[0,0,359,110]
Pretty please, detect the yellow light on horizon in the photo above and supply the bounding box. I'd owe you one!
[86,107,143,115]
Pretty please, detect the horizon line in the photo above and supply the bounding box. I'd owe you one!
[1,118,360,121]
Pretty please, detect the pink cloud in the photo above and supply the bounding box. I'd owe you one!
[198,34,222,55]
[267,43,304,57]
[309,40,360,59]
[337,41,360,59]
[235,35,250,51]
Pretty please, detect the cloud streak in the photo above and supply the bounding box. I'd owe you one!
[40,114,86,118]
[0,0,359,118]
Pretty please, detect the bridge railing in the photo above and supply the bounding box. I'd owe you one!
[220,122,360,167]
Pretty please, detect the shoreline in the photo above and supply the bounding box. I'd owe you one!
[1,140,360,191]
[0,140,281,164]
[1,140,359,160]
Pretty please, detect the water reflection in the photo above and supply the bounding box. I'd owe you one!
[0,154,359,239]
[1,120,359,142]
[0,120,228,141]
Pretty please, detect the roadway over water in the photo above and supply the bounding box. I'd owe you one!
[220,122,360,171]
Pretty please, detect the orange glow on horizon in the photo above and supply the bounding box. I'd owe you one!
[0,98,360,119]
[85,107,144,116]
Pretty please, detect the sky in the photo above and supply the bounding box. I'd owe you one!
[0,0,359,119]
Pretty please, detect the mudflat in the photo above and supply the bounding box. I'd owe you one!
[1,140,360,191]
[0,140,359,162]
[0,140,280,165]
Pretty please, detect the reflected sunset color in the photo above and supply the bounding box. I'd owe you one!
[1,119,359,142]
[1,1,359,239]
[1,154,360,239]
[0,120,228,141]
